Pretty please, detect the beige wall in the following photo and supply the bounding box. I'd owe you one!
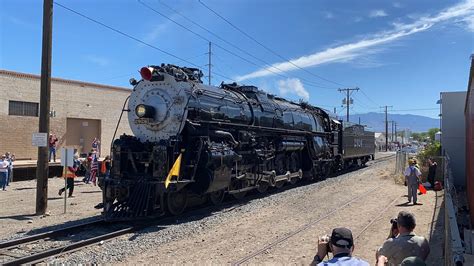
[0,70,133,159]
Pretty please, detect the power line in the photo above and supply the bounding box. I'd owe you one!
[54,2,201,68]
[54,2,235,84]
[158,0,337,89]
[138,0,336,90]
[391,108,439,111]
[198,0,347,87]
[351,94,377,110]
[359,88,379,106]
[338,87,359,122]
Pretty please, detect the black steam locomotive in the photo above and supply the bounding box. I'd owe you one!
[104,64,375,220]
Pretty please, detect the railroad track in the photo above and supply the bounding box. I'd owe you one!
[231,172,400,265]
[0,219,139,265]
[0,154,396,265]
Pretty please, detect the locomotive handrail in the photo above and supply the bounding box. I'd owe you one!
[110,95,131,156]
[197,119,332,137]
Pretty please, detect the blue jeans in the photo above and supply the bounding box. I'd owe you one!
[49,147,56,162]
[5,169,10,186]
[0,172,7,190]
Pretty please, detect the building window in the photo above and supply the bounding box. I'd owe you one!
[8,100,39,117]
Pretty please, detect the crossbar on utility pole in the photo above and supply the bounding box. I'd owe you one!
[36,0,53,215]
[381,105,393,152]
[338,87,359,122]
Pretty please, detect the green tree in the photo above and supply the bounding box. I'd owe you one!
[411,132,421,142]
[427,128,440,142]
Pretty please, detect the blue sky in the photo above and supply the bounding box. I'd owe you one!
[1,0,473,119]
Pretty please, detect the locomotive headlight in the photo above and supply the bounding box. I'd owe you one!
[135,104,155,118]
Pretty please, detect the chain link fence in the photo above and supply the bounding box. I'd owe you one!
[394,151,409,175]
[444,154,465,266]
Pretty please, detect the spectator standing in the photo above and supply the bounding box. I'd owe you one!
[59,154,80,197]
[82,152,93,184]
[0,154,8,191]
[104,155,111,179]
[427,158,437,187]
[5,152,14,186]
[311,227,369,266]
[92,137,101,156]
[404,159,422,204]
[90,152,99,186]
[48,134,59,162]
[376,211,430,266]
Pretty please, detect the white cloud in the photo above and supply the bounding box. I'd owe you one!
[369,10,388,18]
[354,17,363,23]
[84,55,109,67]
[235,0,474,81]
[277,78,309,100]
[464,15,474,31]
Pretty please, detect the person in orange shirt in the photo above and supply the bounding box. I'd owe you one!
[59,154,80,197]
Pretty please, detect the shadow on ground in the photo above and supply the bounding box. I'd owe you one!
[426,191,444,264]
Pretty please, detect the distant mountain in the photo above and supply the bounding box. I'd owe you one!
[346,112,439,133]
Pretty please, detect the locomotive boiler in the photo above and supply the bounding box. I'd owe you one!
[103,64,374,220]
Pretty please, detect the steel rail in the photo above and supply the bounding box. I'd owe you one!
[231,155,397,265]
[354,194,402,240]
[2,225,137,266]
[0,154,396,265]
[0,218,104,249]
[231,183,385,265]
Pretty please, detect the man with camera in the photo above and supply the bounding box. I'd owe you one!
[311,227,369,265]
[376,211,430,265]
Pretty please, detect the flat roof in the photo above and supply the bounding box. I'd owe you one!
[0,69,131,92]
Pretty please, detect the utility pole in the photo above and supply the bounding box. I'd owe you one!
[389,120,395,142]
[36,0,53,215]
[207,42,211,86]
[381,106,393,152]
[394,122,397,142]
[338,87,359,122]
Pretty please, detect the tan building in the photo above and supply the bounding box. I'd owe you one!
[0,70,133,159]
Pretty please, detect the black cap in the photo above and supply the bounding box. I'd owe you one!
[331,227,353,248]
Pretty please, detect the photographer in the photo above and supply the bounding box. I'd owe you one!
[376,211,430,265]
[387,218,399,239]
[311,227,369,266]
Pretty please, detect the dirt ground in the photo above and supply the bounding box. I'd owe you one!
[0,177,102,239]
[0,154,444,265]
[121,155,443,265]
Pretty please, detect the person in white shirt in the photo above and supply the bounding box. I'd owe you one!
[0,154,9,191]
[5,152,14,186]
[311,227,369,266]
[404,159,422,204]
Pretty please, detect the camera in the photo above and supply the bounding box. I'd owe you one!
[320,235,332,253]
[388,218,399,239]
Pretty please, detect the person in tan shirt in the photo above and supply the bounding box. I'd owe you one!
[376,211,430,265]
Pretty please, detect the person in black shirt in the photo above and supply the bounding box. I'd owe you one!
[427,158,437,187]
